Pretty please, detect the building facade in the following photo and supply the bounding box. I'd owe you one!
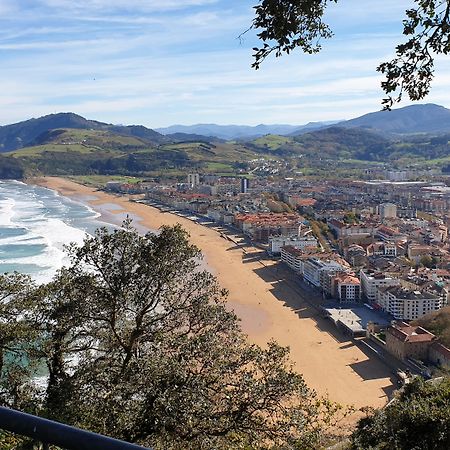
[360,270,400,302]
[269,235,318,255]
[377,286,442,320]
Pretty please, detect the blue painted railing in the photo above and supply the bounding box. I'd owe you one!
[0,406,151,450]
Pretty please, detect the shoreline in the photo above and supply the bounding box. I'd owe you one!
[30,177,395,417]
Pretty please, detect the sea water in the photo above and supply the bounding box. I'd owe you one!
[0,180,112,283]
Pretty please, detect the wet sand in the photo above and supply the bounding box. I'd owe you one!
[32,177,395,419]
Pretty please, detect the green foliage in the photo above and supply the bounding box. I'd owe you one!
[253,134,293,150]
[266,198,293,213]
[413,306,450,348]
[0,155,25,179]
[67,175,145,188]
[249,1,337,69]
[8,130,261,177]
[378,1,450,108]
[293,127,389,161]
[343,212,359,224]
[419,254,437,268]
[0,221,345,449]
[249,1,450,107]
[0,112,166,153]
[350,376,450,450]
[310,220,331,251]
[5,122,450,179]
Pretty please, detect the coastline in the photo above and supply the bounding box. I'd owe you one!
[30,177,395,417]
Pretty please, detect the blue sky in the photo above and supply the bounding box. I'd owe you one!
[1,0,450,127]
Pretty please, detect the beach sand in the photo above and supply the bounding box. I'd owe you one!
[33,177,395,419]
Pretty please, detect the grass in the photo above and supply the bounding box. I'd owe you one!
[46,128,148,147]
[8,129,150,159]
[340,159,385,166]
[204,162,234,172]
[253,134,292,150]
[68,175,146,187]
[8,143,101,156]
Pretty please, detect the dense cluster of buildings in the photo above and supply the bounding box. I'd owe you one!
[108,174,450,318]
[109,174,450,318]
[106,172,450,371]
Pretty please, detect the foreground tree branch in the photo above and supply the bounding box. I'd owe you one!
[249,0,450,108]
[0,221,348,449]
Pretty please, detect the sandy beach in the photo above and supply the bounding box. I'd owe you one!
[32,177,395,419]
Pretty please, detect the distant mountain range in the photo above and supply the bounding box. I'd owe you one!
[156,122,339,140]
[2,104,450,154]
[0,102,449,166]
[0,112,167,152]
[1,103,449,179]
[156,104,450,139]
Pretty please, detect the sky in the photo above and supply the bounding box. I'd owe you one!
[1,0,450,127]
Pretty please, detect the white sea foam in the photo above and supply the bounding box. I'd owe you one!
[0,198,16,226]
[0,181,109,284]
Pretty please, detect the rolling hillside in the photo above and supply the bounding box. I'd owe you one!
[0,112,167,152]
[1,109,450,180]
[251,126,450,163]
[5,128,263,177]
[340,104,450,135]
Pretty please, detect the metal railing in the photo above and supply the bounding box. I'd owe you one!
[0,406,150,450]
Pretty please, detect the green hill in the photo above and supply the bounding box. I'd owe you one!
[2,112,450,180]
[5,128,262,177]
[288,126,450,163]
[293,126,389,160]
[0,112,167,152]
[342,103,450,135]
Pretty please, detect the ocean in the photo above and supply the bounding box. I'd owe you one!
[0,180,112,283]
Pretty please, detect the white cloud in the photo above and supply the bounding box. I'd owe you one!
[37,0,218,13]
[0,0,449,127]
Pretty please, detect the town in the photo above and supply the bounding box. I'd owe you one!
[105,170,450,380]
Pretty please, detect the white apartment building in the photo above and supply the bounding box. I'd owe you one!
[280,246,305,273]
[333,274,361,302]
[379,203,397,219]
[367,241,398,258]
[269,235,318,255]
[377,286,443,320]
[187,173,200,187]
[360,270,400,302]
[303,258,347,290]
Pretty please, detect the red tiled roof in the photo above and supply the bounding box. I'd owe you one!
[378,225,397,235]
[387,323,435,343]
[334,273,360,285]
[296,198,317,207]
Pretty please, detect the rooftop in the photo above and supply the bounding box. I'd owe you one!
[323,303,392,333]
[381,286,440,300]
[387,321,436,343]
[334,273,360,285]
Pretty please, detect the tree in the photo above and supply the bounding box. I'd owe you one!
[249,1,450,108]
[420,254,438,267]
[0,155,25,179]
[350,376,450,450]
[0,221,344,449]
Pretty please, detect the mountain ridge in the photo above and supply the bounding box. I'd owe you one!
[156,122,339,140]
[0,112,167,152]
[337,103,450,135]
